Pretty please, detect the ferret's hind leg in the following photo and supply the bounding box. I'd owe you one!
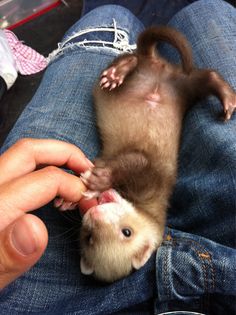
[206,70,236,121]
[190,69,236,121]
[100,54,138,90]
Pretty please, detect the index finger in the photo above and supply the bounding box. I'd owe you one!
[0,138,93,185]
[0,166,87,231]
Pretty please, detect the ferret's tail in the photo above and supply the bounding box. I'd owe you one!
[137,26,194,74]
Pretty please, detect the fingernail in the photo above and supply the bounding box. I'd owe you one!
[11,219,37,256]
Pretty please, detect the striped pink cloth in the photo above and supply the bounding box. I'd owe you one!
[4,29,48,75]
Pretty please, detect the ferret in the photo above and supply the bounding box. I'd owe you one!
[58,26,236,282]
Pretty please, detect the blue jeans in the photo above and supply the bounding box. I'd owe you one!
[0,1,235,314]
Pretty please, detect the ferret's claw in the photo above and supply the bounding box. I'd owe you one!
[54,198,79,211]
[102,70,108,76]
[99,66,121,90]
[221,91,236,121]
[82,190,100,200]
[80,170,92,185]
[109,82,117,90]
[54,197,64,208]
[224,101,236,121]
[224,110,234,121]
[100,77,108,86]
[103,82,111,89]
[59,201,73,211]
[118,79,123,86]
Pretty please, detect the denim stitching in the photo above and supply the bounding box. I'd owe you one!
[180,239,215,295]
[197,251,215,292]
[163,244,170,300]
[199,255,209,312]
[197,250,215,313]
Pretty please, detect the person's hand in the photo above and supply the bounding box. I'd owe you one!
[0,138,96,290]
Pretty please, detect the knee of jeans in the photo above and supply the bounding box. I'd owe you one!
[63,4,144,44]
[169,0,233,31]
[191,0,233,13]
[163,0,235,67]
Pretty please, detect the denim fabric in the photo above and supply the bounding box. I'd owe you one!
[160,0,236,249]
[1,5,144,158]
[156,228,236,314]
[0,1,235,315]
[155,1,236,313]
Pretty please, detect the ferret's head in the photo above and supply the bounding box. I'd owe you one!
[80,189,162,282]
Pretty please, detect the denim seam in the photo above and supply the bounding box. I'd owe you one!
[163,244,172,300]
[199,253,209,312]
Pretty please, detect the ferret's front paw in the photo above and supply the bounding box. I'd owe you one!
[223,92,236,121]
[81,167,112,192]
[100,66,125,90]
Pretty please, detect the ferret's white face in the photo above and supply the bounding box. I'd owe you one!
[80,189,162,282]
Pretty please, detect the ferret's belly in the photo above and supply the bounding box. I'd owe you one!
[95,96,183,162]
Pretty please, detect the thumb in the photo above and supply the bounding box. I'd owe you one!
[0,214,48,290]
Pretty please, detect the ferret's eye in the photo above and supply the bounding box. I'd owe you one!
[121,228,132,237]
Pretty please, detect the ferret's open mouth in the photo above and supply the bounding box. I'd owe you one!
[98,189,117,205]
[80,189,118,216]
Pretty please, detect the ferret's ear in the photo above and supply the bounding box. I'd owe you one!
[80,257,94,275]
[131,243,154,270]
